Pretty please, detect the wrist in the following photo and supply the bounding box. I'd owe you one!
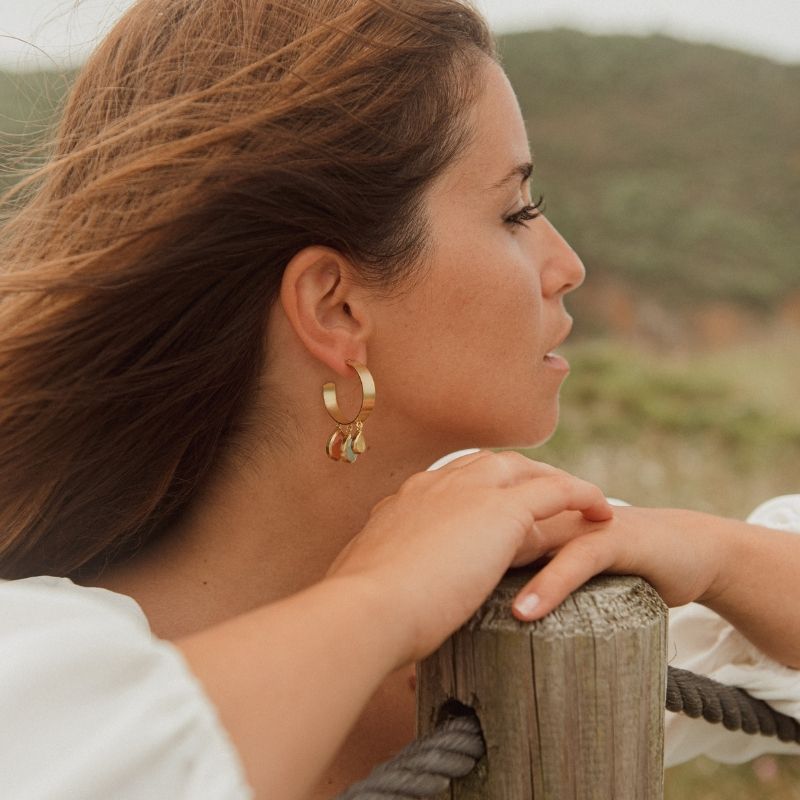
[695,513,753,609]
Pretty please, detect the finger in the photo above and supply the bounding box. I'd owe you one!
[509,524,549,567]
[505,474,614,525]
[509,513,597,567]
[510,534,618,620]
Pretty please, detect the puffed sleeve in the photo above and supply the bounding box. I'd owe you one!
[0,575,254,799]
[665,494,800,767]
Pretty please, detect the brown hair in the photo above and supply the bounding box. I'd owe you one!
[0,0,495,580]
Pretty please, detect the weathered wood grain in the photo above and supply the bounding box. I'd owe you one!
[416,571,668,799]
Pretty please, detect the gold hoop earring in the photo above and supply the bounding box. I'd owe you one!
[322,360,375,463]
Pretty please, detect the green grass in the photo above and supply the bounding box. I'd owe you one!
[666,756,800,800]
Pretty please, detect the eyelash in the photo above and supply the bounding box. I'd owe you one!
[504,194,546,228]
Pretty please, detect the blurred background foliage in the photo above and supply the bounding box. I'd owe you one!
[500,29,800,316]
[0,68,73,190]
[533,334,800,520]
[1,27,799,799]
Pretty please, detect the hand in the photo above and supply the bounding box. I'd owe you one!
[324,449,613,669]
[510,505,728,620]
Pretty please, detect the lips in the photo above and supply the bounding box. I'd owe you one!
[542,318,573,373]
[543,352,570,371]
[544,318,573,358]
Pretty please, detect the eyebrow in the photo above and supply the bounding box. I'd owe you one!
[488,161,533,192]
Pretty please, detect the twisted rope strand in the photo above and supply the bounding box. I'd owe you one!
[334,715,484,800]
[333,666,800,800]
[665,666,800,742]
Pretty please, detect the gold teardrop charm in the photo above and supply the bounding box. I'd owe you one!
[326,429,344,461]
[352,429,366,454]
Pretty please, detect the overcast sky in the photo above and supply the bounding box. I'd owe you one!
[1,0,799,70]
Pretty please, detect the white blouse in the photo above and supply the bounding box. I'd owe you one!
[665,493,800,766]
[1,451,798,797]
[0,575,254,799]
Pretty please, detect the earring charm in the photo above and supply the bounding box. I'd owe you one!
[322,360,375,463]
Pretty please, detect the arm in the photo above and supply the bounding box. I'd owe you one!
[513,505,800,669]
[701,514,800,668]
[175,450,612,800]
[174,574,406,800]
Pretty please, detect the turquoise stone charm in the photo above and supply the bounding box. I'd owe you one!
[341,434,357,463]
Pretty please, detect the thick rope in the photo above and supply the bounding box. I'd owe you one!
[666,666,800,742]
[333,666,800,800]
[334,715,484,800]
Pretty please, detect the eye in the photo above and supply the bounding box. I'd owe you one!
[504,194,546,229]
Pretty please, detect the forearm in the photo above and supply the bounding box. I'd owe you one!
[174,575,406,800]
[700,515,800,669]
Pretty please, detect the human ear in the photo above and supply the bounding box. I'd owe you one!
[278,245,372,377]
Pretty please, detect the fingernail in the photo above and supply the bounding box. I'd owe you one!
[513,593,540,618]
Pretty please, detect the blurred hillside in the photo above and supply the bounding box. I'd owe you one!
[2,29,799,348]
[498,29,800,345]
[0,68,73,191]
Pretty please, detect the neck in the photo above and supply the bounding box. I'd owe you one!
[79,421,455,641]
[77,306,479,640]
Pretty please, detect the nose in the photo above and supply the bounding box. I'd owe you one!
[537,218,586,299]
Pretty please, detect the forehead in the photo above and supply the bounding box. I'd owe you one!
[438,60,532,195]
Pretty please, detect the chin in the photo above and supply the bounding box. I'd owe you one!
[506,402,560,449]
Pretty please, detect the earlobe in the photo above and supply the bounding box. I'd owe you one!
[279,245,370,376]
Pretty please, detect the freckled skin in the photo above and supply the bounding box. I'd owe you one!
[368,60,586,451]
[308,59,588,797]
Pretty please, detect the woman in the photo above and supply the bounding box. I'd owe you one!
[0,2,612,796]
[0,1,798,798]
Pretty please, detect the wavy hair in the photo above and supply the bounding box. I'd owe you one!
[0,0,495,579]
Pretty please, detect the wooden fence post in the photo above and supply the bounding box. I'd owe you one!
[416,571,668,799]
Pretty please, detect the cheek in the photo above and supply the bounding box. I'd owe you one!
[387,231,542,377]
[463,249,543,345]
[448,227,535,298]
